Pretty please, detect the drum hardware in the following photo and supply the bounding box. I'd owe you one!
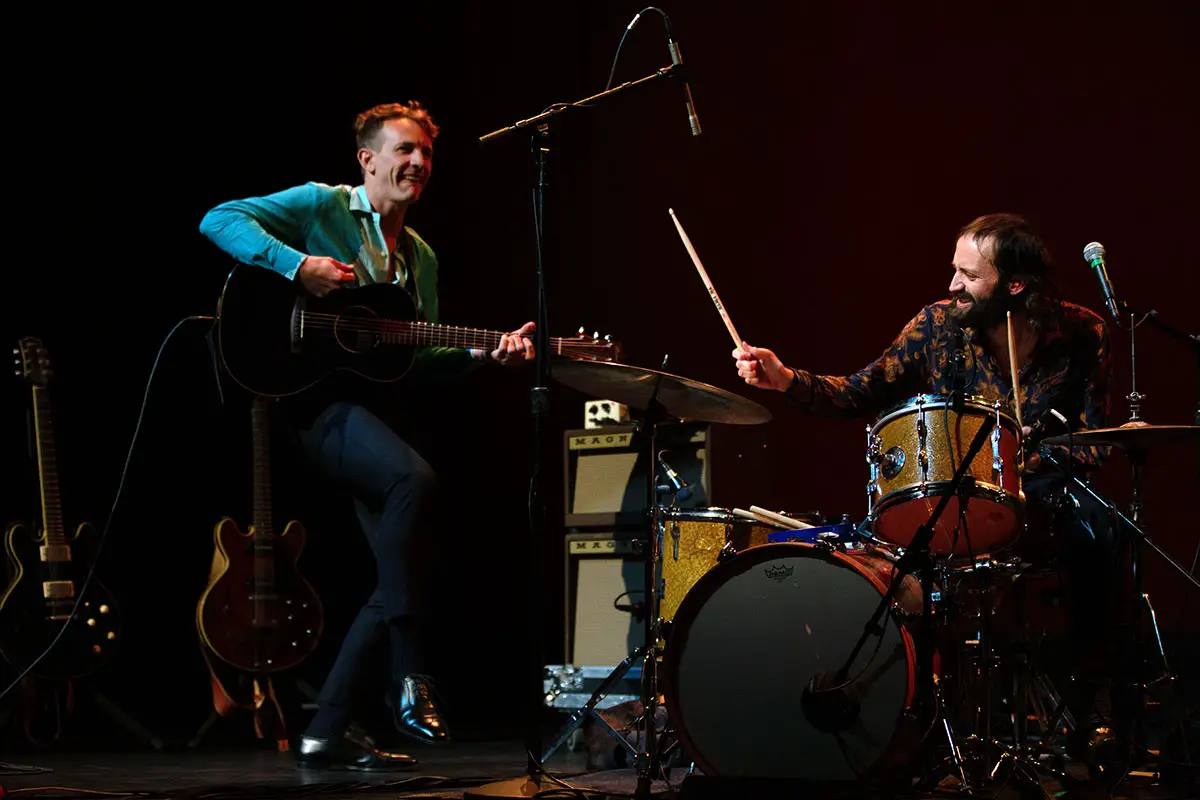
[1037,438,1200,787]
[866,394,1025,556]
[660,540,925,785]
[537,357,771,797]
[841,413,996,717]
[850,412,1059,796]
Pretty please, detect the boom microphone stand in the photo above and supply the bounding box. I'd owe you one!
[1100,291,1199,789]
[824,412,996,792]
[465,58,693,800]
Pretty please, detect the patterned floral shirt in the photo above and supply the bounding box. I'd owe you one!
[784,299,1113,473]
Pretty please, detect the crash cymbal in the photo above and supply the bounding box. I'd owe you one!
[551,360,772,425]
[1042,422,1200,450]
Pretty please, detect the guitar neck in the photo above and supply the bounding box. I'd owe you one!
[299,312,598,358]
[250,397,273,544]
[31,386,67,549]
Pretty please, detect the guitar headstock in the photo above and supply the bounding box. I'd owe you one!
[14,337,52,387]
[561,327,623,364]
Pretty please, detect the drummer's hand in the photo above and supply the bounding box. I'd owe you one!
[1021,426,1042,473]
[733,342,794,392]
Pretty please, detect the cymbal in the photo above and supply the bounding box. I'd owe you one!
[550,360,772,425]
[1043,423,1200,450]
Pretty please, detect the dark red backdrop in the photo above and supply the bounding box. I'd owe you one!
[4,0,1196,744]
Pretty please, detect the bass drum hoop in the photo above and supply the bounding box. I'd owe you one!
[660,542,920,782]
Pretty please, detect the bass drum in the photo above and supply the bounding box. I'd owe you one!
[661,542,922,783]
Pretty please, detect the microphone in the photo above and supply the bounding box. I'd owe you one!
[663,17,702,136]
[801,671,861,733]
[657,450,693,501]
[1083,242,1122,321]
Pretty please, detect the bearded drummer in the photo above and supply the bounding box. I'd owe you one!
[732,213,1120,769]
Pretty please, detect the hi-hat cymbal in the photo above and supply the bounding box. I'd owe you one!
[1043,422,1200,451]
[551,359,772,425]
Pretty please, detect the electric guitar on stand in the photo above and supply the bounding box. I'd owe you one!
[214,262,622,397]
[196,394,323,673]
[0,337,121,681]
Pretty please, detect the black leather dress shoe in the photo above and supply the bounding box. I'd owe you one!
[388,674,451,745]
[295,734,418,771]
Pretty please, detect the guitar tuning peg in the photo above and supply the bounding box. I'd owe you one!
[604,334,612,343]
[592,331,599,341]
[577,326,586,336]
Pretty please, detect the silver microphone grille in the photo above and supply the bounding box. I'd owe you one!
[1083,241,1106,263]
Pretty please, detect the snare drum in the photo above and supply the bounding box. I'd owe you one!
[866,394,1024,555]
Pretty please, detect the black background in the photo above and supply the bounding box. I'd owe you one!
[3,0,1197,747]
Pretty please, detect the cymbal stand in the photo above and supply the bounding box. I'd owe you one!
[1037,448,1199,788]
[1110,291,1200,737]
[1005,574,1076,767]
[953,555,1073,791]
[538,364,673,800]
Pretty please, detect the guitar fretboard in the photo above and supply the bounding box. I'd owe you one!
[31,386,66,547]
[250,397,275,601]
[298,313,607,358]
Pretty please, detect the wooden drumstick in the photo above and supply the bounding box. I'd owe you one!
[748,505,816,530]
[669,208,744,350]
[1006,311,1024,429]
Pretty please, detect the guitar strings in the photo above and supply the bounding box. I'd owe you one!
[295,312,609,357]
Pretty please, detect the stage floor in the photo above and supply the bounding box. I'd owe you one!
[0,741,1189,800]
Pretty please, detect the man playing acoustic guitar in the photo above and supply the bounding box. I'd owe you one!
[200,100,534,770]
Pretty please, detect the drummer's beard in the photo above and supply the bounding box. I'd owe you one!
[949,287,1012,331]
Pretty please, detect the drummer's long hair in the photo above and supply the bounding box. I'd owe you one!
[958,213,1064,331]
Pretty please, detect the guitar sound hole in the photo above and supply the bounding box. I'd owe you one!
[333,307,379,354]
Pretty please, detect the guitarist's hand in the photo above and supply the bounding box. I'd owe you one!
[298,256,356,297]
[491,321,536,365]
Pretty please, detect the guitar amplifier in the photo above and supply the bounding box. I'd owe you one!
[562,530,647,667]
[563,422,710,528]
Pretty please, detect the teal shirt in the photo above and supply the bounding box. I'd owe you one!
[199,181,479,382]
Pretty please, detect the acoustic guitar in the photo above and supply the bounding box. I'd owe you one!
[0,337,121,680]
[214,261,621,397]
[196,394,323,672]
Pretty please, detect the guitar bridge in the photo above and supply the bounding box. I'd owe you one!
[43,581,75,599]
[290,300,305,354]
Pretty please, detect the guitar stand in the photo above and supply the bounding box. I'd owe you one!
[5,676,164,751]
[187,668,300,751]
[91,689,165,751]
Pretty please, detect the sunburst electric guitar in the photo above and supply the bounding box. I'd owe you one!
[0,337,121,680]
[196,395,323,673]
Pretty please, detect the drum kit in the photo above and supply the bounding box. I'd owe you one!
[541,357,1200,798]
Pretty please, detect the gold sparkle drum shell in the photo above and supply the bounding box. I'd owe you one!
[866,394,1024,556]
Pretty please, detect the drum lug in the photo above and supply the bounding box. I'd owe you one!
[865,426,881,514]
[991,402,1004,479]
[717,540,739,563]
[917,408,929,490]
[813,537,838,554]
